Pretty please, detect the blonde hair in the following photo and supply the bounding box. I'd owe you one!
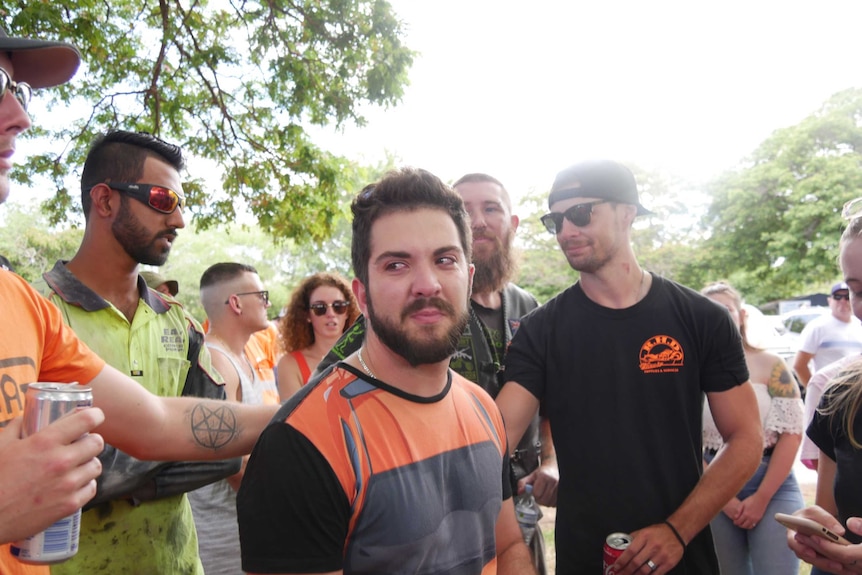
[817,357,862,449]
[822,218,862,447]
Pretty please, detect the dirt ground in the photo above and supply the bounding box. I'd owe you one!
[538,505,556,573]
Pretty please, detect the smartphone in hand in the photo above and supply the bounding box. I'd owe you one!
[775,512,851,545]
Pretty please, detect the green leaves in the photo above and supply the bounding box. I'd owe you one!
[6,0,414,242]
[699,88,862,303]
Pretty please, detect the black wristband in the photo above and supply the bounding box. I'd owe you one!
[664,519,686,550]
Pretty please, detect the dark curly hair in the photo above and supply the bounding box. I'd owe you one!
[279,272,360,352]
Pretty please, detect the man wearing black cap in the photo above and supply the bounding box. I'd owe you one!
[496,160,763,574]
[0,26,277,574]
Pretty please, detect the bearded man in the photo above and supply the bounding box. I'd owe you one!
[314,172,557,573]
[238,167,536,574]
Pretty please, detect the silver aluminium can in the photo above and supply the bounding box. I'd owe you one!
[11,383,93,564]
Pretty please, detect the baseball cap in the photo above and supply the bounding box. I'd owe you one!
[140,271,179,296]
[0,26,80,89]
[548,159,652,215]
[831,282,849,296]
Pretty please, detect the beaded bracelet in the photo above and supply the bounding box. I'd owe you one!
[664,519,686,550]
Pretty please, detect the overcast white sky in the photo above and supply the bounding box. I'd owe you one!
[316,0,862,206]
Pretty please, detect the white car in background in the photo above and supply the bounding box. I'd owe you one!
[774,306,831,353]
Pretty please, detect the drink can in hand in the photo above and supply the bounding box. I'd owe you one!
[603,532,632,574]
[11,383,93,564]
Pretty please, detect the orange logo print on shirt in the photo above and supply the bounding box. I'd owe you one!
[639,335,685,373]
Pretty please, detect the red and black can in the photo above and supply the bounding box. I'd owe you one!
[603,532,632,574]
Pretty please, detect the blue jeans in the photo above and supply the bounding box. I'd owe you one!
[707,453,804,575]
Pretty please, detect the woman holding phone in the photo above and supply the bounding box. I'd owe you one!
[788,204,862,574]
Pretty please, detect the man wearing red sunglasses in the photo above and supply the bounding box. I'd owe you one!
[33,130,235,575]
[0,27,277,575]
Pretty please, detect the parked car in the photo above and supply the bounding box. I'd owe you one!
[775,306,831,352]
[778,306,830,334]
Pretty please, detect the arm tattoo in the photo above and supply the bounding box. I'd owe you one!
[190,402,239,450]
[767,360,800,399]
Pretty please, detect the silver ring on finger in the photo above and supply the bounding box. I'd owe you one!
[646,559,657,571]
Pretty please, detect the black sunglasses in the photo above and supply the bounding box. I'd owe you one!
[227,290,269,305]
[309,301,350,316]
[541,200,609,234]
[0,67,32,111]
[105,182,186,214]
[832,293,850,301]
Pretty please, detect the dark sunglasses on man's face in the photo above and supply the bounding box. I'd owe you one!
[0,67,32,112]
[107,182,186,214]
[309,301,350,316]
[540,200,609,234]
[832,293,851,301]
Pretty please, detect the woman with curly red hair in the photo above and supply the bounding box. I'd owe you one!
[276,272,360,400]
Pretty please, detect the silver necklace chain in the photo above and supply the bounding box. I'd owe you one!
[357,347,376,379]
[635,268,646,302]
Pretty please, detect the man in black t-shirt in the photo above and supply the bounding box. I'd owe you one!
[496,160,763,575]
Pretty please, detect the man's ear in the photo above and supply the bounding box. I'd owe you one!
[510,214,520,233]
[352,277,368,316]
[90,183,116,218]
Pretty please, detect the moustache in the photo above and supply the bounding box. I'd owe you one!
[401,297,456,320]
[157,229,179,240]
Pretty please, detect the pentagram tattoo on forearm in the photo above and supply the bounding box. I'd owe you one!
[190,403,239,450]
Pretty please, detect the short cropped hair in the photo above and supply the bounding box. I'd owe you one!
[80,130,185,219]
[200,262,259,290]
[452,172,513,212]
[351,167,472,287]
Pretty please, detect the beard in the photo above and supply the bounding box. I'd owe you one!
[111,197,176,266]
[367,294,469,367]
[472,227,517,295]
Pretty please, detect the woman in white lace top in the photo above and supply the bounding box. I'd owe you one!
[701,281,805,575]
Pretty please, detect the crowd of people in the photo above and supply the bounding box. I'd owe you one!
[7,23,862,575]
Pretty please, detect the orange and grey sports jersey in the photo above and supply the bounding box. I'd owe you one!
[237,363,511,575]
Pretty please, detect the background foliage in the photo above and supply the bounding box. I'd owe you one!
[692,88,862,304]
[3,0,862,310]
[5,0,413,242]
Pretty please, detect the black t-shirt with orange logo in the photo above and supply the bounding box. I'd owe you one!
[504,274,748,575]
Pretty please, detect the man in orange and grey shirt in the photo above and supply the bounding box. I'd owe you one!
[237,168,534,574]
